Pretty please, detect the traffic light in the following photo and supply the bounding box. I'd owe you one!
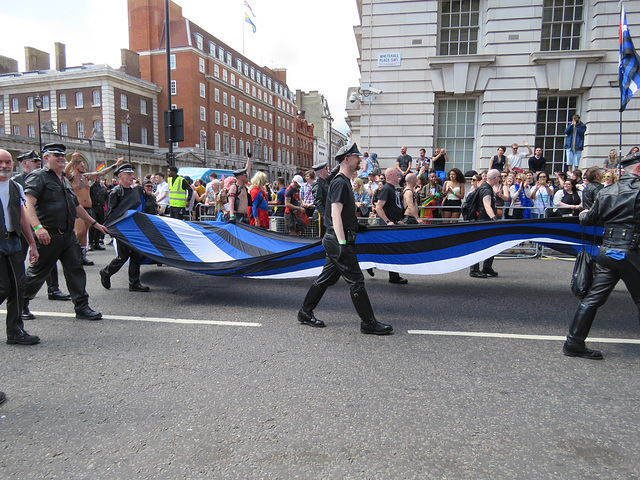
[164,108,184,144]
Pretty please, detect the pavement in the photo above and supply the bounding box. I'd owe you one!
[1,245,639,479]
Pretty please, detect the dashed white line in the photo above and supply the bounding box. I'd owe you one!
[1,310,261,327]
[408,329,640,344]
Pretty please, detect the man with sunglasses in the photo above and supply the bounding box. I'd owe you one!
[12,150,71,307]
[581,166,604,210]
[22,143,108,321]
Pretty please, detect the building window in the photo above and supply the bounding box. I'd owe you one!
[536,95,579,173]
[239,120,244,133]
[278,132,281,143]
[217,46,224,61]
[541,0,583,51]
[269,130,273,141]
[243,64,249,76]
[28,124,35,138]
[215,133,221,151]
[223,134,229,153]
[258,108,262,120]
[141,126,148,145]
[12,125,20,136]
[200,83,206,98]
[214,88,220,102]
[239,100,244,114]
[215,111,220,125]
[240,140,244,155]
[258,90,262,101]
[59,122,68,136]
[11,98,19,112]
[223,92,228,106]
[252,105,256,118]
[93,120,102,132]
[171,80,177,95]
[258,126,262,138]
[439,0,479,55]
[223,69,228,82]
[239,78,244,90]
[199,57,205,73]
[92,90,101,106]
[269,113,273,124]
[195,33,203,50]
[236,59,242,71]
[436,98,476,174]
[223,113,228,127]
[214,64,220,78]
[27,96,34,111]
[250,67,255,80]
[76,92,83,108]
[0,98,3,113]
[231,116,236,129]
[209,41,215,56]
[231,137,236,154]
[200,106,206,121]
[252,86,256,97]
[77,121,85,138]
[0,126,3,134]
[141,99,148,115]
[121,94,128,110]
[231,95,236,109]
[121,122,128,142]
[252,124,256,136]
[59,93,67,109]
[43,95,50,110]
[230,73,236,86]
[226,52,232,66]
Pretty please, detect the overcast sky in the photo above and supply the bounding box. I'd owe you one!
[1,0,361,134]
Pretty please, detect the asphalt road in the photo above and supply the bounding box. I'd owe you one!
[2,246,639,479]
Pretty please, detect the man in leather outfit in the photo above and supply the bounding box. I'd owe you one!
[297,143,393,335]
[563,152,640,360]
[311,161,329,236]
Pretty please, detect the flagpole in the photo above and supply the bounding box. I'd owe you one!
[619,109,623,178]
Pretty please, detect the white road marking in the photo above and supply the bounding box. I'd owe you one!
[408,329,640,344]
[1,310,261,327]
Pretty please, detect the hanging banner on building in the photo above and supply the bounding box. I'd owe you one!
[378,53,402,67]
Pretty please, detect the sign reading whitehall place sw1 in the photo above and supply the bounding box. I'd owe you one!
[378,53,402,67]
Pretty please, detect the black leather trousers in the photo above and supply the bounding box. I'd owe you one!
[21,236,61,294]
[24,231,89,311]
[103,242,142,286]
[0,246,26,336]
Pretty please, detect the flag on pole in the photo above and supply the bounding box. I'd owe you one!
[245,13,257,33]
[96,162,106,171]
[244,1,256,17]
[619,4,640,112]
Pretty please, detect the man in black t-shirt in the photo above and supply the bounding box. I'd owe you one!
[470,169,500,278]
[375,168,409,284]
[297,143,393,335]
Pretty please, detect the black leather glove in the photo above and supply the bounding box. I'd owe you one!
[228,216,236,224]
[338,243,350,261]
[246,148,252,158]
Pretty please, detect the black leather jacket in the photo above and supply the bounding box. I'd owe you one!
[582,173,640,249]
[312,177,328,217]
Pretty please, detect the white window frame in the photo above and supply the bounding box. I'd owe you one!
[200,106,206,121]
[59,93,67,109]
[171,80,177,95]
[77,121,85,138]
[75,92,84,108]
[200,83,206,98]
[121,94,128,110]
[92,90,101,106]
[140,99,148,115]
[199,57,205,74]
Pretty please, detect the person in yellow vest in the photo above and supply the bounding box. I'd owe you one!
[166,166,193,219]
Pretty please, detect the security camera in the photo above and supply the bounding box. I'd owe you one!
[349,92,358,103]
[367,87,383,94]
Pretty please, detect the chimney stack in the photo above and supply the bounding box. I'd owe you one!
[55,42,66,71]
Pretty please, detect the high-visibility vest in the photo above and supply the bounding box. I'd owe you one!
[168,176,187,208]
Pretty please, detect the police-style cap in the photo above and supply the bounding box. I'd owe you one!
[233,168,248,177]
[114,163,134,176]
[42,143,66,155]
[335,142,361,162]
[142,179,153,186]
[17,150,41,162]
[312,161,328,171]
[620,151,640,168]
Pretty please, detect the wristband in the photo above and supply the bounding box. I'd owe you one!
[339,240,347,245]
[33,225,43,231]
[91,220,97,226]
[230,214,236,218]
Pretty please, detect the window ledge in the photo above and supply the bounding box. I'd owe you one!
[428,54,496,68]
[531,50,606,63]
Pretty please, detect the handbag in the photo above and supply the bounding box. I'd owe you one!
[294,209,310,228]
[570,227,597,298]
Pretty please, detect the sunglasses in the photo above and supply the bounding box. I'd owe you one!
[51,153,65,158]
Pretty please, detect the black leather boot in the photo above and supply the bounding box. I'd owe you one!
[351,288,393,335]
[563,303,603,360]
[298,282,327,327]
[21,300,35,321]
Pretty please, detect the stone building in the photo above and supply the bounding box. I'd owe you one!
[346,0,640,173]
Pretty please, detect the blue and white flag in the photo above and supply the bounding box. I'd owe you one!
[620,4,640,112]
[106,213,601,279]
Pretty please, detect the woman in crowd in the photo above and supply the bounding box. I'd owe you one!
[627,146,639,157]
[204,179,221,216]
[466,173,482,199]
[604,149,619,169]
[494,172,510,219]
[502,172,515,214]
[529,172,554,218]
[603,169,617,186]
[248,171,271,229]
[358,152,374,178]
[217,176,236,222]
[571,169,584,191]
[553,178,582,216]
[490,146,508,171]
[353,177,372,217]
[507,173,531,219]
[441,168,465,222]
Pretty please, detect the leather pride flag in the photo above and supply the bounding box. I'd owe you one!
[620,3,640,112]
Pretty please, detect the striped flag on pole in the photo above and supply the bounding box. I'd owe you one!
[244,1,256,17]
[96,162,106,171]
[245,13,257,33]
[620,4,640,112]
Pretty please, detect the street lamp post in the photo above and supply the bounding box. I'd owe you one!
[34,94,43,154]
[201,129,207,166]
[126,114,131,163]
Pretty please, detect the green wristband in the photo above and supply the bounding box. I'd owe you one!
[339,240,347,245]
[33,225,43,231]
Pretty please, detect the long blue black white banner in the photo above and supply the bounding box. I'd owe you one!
[106,212,601,279]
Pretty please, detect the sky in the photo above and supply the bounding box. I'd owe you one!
[0,0,361,134]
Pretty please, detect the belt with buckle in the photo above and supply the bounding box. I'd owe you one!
[42,226,66,235]
[2,231,18,239]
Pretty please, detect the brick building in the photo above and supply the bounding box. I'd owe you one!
[296,115,314,171]
[128,0,298,180]
[0,45,162,176]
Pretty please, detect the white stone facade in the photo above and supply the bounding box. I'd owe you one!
[347,0,640,173]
